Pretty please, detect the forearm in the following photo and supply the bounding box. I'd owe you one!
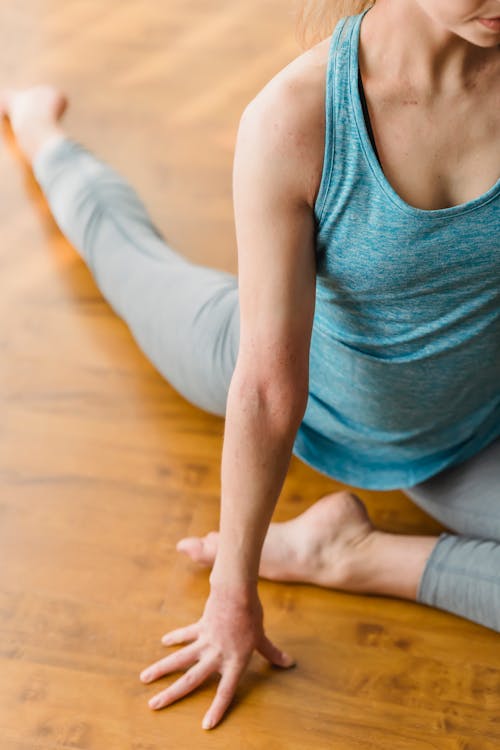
[210,374,305,589]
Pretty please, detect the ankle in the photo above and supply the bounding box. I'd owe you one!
[17,123,66,164]
[344,529,440,601]
[311,525,378,590]
[337,528,384,594]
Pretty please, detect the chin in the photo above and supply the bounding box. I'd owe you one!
[468,19,500,46]
[455,26,500,47]
[469,36,500,47]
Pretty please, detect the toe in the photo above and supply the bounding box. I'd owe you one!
[176,536,215,565]
[0,88,14,118]
[56,93,69,119]
[176,536,201,556]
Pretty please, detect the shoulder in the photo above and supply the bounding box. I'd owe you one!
[237,37,332,208]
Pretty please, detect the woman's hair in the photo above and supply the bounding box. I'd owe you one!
[295,1,375,49]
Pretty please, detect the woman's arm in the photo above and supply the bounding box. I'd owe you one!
[210,84,317,587]
[140,67,322,729]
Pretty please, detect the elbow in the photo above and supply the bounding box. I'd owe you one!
[264,384,309,431]
[230,372,309,432]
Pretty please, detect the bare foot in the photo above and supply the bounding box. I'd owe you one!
[0,84,69,162]
[176,491,377,590]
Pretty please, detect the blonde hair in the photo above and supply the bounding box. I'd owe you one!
[295,1,376,49]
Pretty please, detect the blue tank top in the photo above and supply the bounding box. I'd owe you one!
[292,8,500,490]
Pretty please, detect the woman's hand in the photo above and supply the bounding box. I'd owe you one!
[139,585,296,730]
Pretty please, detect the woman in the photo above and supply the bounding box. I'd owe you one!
[2,0,499,731]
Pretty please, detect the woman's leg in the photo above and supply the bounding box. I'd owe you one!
[1,85,239,416]
[32,135,240,416]
[402,437,500,632]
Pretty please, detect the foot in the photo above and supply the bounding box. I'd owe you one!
[177,490,378,590]
[0,84,69,162]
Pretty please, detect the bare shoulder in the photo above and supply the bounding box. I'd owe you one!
[239,37,332,208]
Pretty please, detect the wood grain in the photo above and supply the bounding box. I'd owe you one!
[1,1,499,747]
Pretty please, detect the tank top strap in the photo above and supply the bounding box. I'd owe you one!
[314,10,370,225]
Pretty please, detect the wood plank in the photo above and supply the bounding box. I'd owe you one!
[0,0,498,747]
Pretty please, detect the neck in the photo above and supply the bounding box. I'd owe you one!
[361,0,500,95]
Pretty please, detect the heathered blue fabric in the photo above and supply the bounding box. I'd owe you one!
[292,9,500,490]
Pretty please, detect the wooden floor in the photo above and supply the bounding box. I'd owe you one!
[1,1,499,747]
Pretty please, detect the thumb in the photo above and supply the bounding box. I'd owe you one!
[258,635,296,668]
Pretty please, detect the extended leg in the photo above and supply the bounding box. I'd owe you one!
[2,86,239,416]
[32,135,240,416]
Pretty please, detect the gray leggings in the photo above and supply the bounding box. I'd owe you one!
[32,136,500,633]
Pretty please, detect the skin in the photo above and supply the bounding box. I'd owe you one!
[1,0,499,733]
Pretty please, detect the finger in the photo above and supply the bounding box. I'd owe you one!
[140,642,199,683]
[257,635,296,668]
[148,658,216,710]
[202,664,243,730]
[160,622,199,646]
